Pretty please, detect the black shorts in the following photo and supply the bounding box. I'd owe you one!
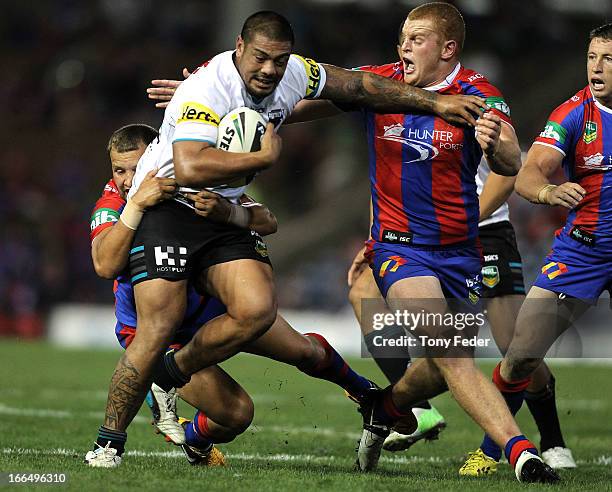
[479,220,525,298]
[128,199,271,285]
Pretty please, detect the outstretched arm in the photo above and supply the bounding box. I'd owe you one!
[320,64,487,126]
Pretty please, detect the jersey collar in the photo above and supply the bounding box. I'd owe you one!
[422,63,461,92]
[589,86,612,114]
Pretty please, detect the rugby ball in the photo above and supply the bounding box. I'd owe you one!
[216,107,266,153]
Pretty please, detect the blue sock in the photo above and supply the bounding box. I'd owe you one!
[302,333,372,399]
[480,390,526,460]
[505,434,538,469]
[185,411,213,450]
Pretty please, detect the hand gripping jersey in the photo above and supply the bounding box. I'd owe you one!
[130,51,326,203]
[534,86,612,246]
[90,181,225,336]
[357,62,513,247]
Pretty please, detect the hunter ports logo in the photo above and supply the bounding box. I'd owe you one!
[178,102,220,126]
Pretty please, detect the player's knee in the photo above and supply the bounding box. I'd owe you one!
[225,394,254,435]
[505,356,539,381]
[233,300,277,341]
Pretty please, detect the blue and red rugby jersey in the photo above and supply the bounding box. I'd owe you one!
[534,87,612,246]
[357,62,513,247]
[89,180,223,340]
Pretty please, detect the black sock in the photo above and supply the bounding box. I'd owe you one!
[96,426,127,456]
[525,375,566,451]
[363,326,430,410]
[151,350,190,392]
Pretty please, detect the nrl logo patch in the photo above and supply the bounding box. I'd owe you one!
[481,265,500,288]
[255,238,268,258]
[583,121,597,144]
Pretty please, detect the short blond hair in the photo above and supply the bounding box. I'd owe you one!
[408,2,465,53]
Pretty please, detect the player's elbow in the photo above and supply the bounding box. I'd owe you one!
[259,213,278,236]
[174,157,198,187]
[93,259,120,280]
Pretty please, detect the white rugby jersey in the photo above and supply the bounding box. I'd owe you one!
[476,158,510,227]
[130,50,326,202]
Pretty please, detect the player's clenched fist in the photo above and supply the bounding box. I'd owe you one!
[259,123,282,167]
[475,111,502,157]
[131,170,177,210]
[540,182,586,209]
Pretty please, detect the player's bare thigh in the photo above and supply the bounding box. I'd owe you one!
[200,259,277,327]
[132,278,188,350]
[485,294,525,353]
[503,286,588,379]
[349,267,383,331]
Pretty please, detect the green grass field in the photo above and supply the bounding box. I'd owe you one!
[1,339,611,491]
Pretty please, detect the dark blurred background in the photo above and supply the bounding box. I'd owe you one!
[1,0,610,338]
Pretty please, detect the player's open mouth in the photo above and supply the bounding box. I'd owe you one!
[402,58,415,74]
[591,77,605,91]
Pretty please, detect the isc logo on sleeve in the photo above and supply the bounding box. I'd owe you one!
[178,102,220,126]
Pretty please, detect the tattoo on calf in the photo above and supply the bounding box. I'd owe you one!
[104,353,147,430]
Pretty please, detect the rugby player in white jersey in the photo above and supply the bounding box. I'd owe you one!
[89,10,488,466]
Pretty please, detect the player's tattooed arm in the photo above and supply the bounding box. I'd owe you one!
[104,353,148,430]
[320,64,487,126]
[516,144,586,208]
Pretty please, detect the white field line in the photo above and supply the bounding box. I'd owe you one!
[2,389,352,406]
[0,403,361,439]
[1,447,611,467]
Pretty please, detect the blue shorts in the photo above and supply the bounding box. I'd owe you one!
[115,296,227,349]
[533,232,612,304]
[365,240,482,306]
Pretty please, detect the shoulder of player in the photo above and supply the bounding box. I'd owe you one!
[349,61,402,79]
[93,180,125,213]
[453,67,502,95]
[175,51,235,94]
[548,87,591,122]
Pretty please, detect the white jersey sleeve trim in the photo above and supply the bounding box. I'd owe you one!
[532,141,567,157]
[172,137,216,144]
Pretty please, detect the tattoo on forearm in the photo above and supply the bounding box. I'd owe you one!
[104,353,148,430]
[320,64,436,113]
